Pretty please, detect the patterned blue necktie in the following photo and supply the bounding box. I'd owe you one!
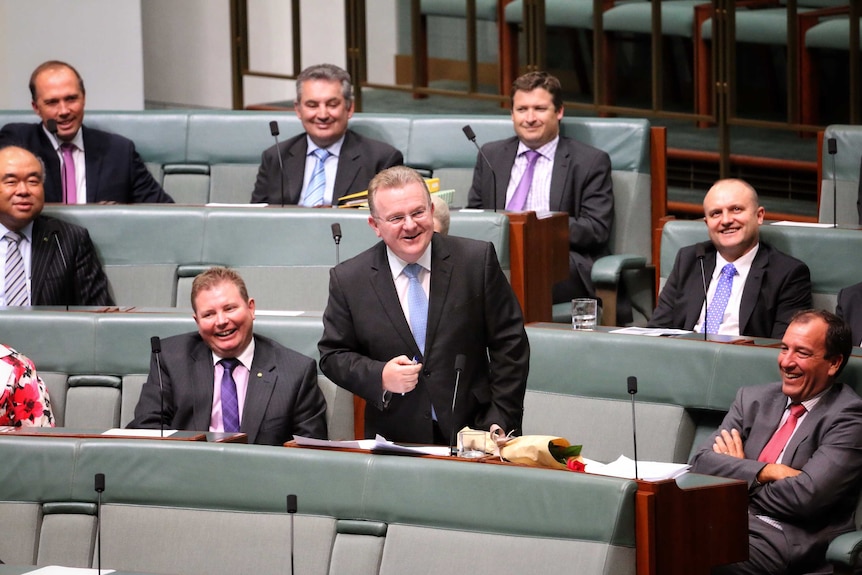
[403,263,428,355]
[301,148,330,207]
[219,358,241,432]
[704,263,737,334]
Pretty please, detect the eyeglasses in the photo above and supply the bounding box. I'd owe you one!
[380,207,429,226]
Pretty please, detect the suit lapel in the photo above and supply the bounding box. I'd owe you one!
[495,139,519,209]
[782,385,839,467]
[424,235,452,362]
[687,246,717,329]
[333,131,360,203]
[739,245,768,334]
[191,343,216,432]
[747,390,790,458]
[370,243,421,357]
[82,127,102,203]
[29,218,53,304]
[34,128,64,202]
[241,336,278,444]
[548,141,571,212]
[285,136,308,204]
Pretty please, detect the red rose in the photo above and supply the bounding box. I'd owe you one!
[566,457,586,472]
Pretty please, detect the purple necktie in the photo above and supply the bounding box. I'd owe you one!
[219,358,241,432]
[60,143,77,204]
[506,150,540,211]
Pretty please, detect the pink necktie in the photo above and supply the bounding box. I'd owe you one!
[506,150,540,211]
[60,143,77,204]
[757,403,806,463]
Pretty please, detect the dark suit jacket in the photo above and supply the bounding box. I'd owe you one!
[648,241,812,339]
[28,215,114,306]
[250,129,403,205]
[690,382,862,572]
[466,135,614,297]
[318,234,530,444]
[836,282,862,345]
[0,123,173,204]
[129,333,327,445]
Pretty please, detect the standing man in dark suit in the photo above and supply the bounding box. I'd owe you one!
[0,61,173,204]
[467,71,614,305]
[691,310,862,574]
[319,166,529,445]
[836,281,862,345]
[129,267,327,445]
[251,63,403,206]
[0,145,113,306]
[649,179,811,339]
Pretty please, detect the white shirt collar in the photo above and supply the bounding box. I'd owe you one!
[386,243,433,281]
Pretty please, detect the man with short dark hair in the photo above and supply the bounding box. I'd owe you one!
[691,309,862,574]
[0,145,113,306]
[0,60,173,204]
[251,63,403,206]
[129,266,327,445]
[319,166,529,445]
[467,70,614,305]
[649,178,812,339]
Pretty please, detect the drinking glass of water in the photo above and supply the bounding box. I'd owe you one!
[572,298,597,330]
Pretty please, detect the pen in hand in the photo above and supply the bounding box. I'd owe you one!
[404,356,419,396]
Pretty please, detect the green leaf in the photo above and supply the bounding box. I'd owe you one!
[548,442,582,463]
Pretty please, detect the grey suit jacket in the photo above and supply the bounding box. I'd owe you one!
[648,241,812,339]
[30,215,114,306]
[129,333,328,445]
[836,282,862,345]
[0,123,173,204]
[250,129,403,205]
[690,382,862,571]
[466,135,614,296]
[318,234,530,444]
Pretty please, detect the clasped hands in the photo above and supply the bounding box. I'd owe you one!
[712,428,802,483]
[382,355,422,395]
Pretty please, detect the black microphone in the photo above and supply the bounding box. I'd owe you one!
[94,473,105,574]
[696,243,708,341]
[449,354,467,456]
[331,222,342,265]
[270,121,286,207]
[150,336,165,438]
[462,125,498,212]
[828,137,838,228]
[627,377,639,480]
[287,494,298,575]
[52,231,70,310]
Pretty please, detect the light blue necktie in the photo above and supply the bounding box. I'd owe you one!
[403,263,428,355]
[219,358,241,432]
[704,263,737,334]
[301,148,330,207]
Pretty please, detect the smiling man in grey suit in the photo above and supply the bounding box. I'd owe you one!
[467,71,614,305]
[250,63,403,206]
[691,309,862,574]
[129,267,327,445]
[0,145,112,306]
[319,166,529,445]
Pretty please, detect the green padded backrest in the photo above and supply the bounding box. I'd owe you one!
[84,110,190,165]
[186,111,303,164]
[820,125,861,225]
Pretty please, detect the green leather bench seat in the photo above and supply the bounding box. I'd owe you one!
[658,219,862,312]
[819,124,862,225]
[0,436,637,574]
[41,204,509,310]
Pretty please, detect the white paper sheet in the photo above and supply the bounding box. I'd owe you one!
[293,434,451,456]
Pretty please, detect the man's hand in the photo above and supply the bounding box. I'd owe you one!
[712,428,745,458]
[382,355,422,394]
[757,463,802,483]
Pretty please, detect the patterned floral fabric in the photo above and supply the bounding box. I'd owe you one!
[0,344,55,427]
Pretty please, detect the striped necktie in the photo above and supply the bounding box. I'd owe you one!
[219,358,241,432]
[506,150,540,211]
[301,148,331,207]
[4,231,28,306]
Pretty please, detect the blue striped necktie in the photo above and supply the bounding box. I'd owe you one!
[302,148,331,207]
[4,231,28,306]
[219,358,241,432]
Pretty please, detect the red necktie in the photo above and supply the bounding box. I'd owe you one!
[757,403,806,463]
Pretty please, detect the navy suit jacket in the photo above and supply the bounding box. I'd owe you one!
[129,333,328,445]
[648,241,812,339]
[466,135,614,297]
[28,215,114,306]
[0,122,173,204]
[691,382,862,572]
[250,129,403,205]
[836,282,862,345]
[318,234,530,444]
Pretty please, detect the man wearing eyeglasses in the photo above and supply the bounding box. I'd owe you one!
[319,166,529,445]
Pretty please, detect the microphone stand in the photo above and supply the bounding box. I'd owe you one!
[828,137,838,227]
[627,377,639,480]
[462,125,498,212]
[287,494,298,575]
